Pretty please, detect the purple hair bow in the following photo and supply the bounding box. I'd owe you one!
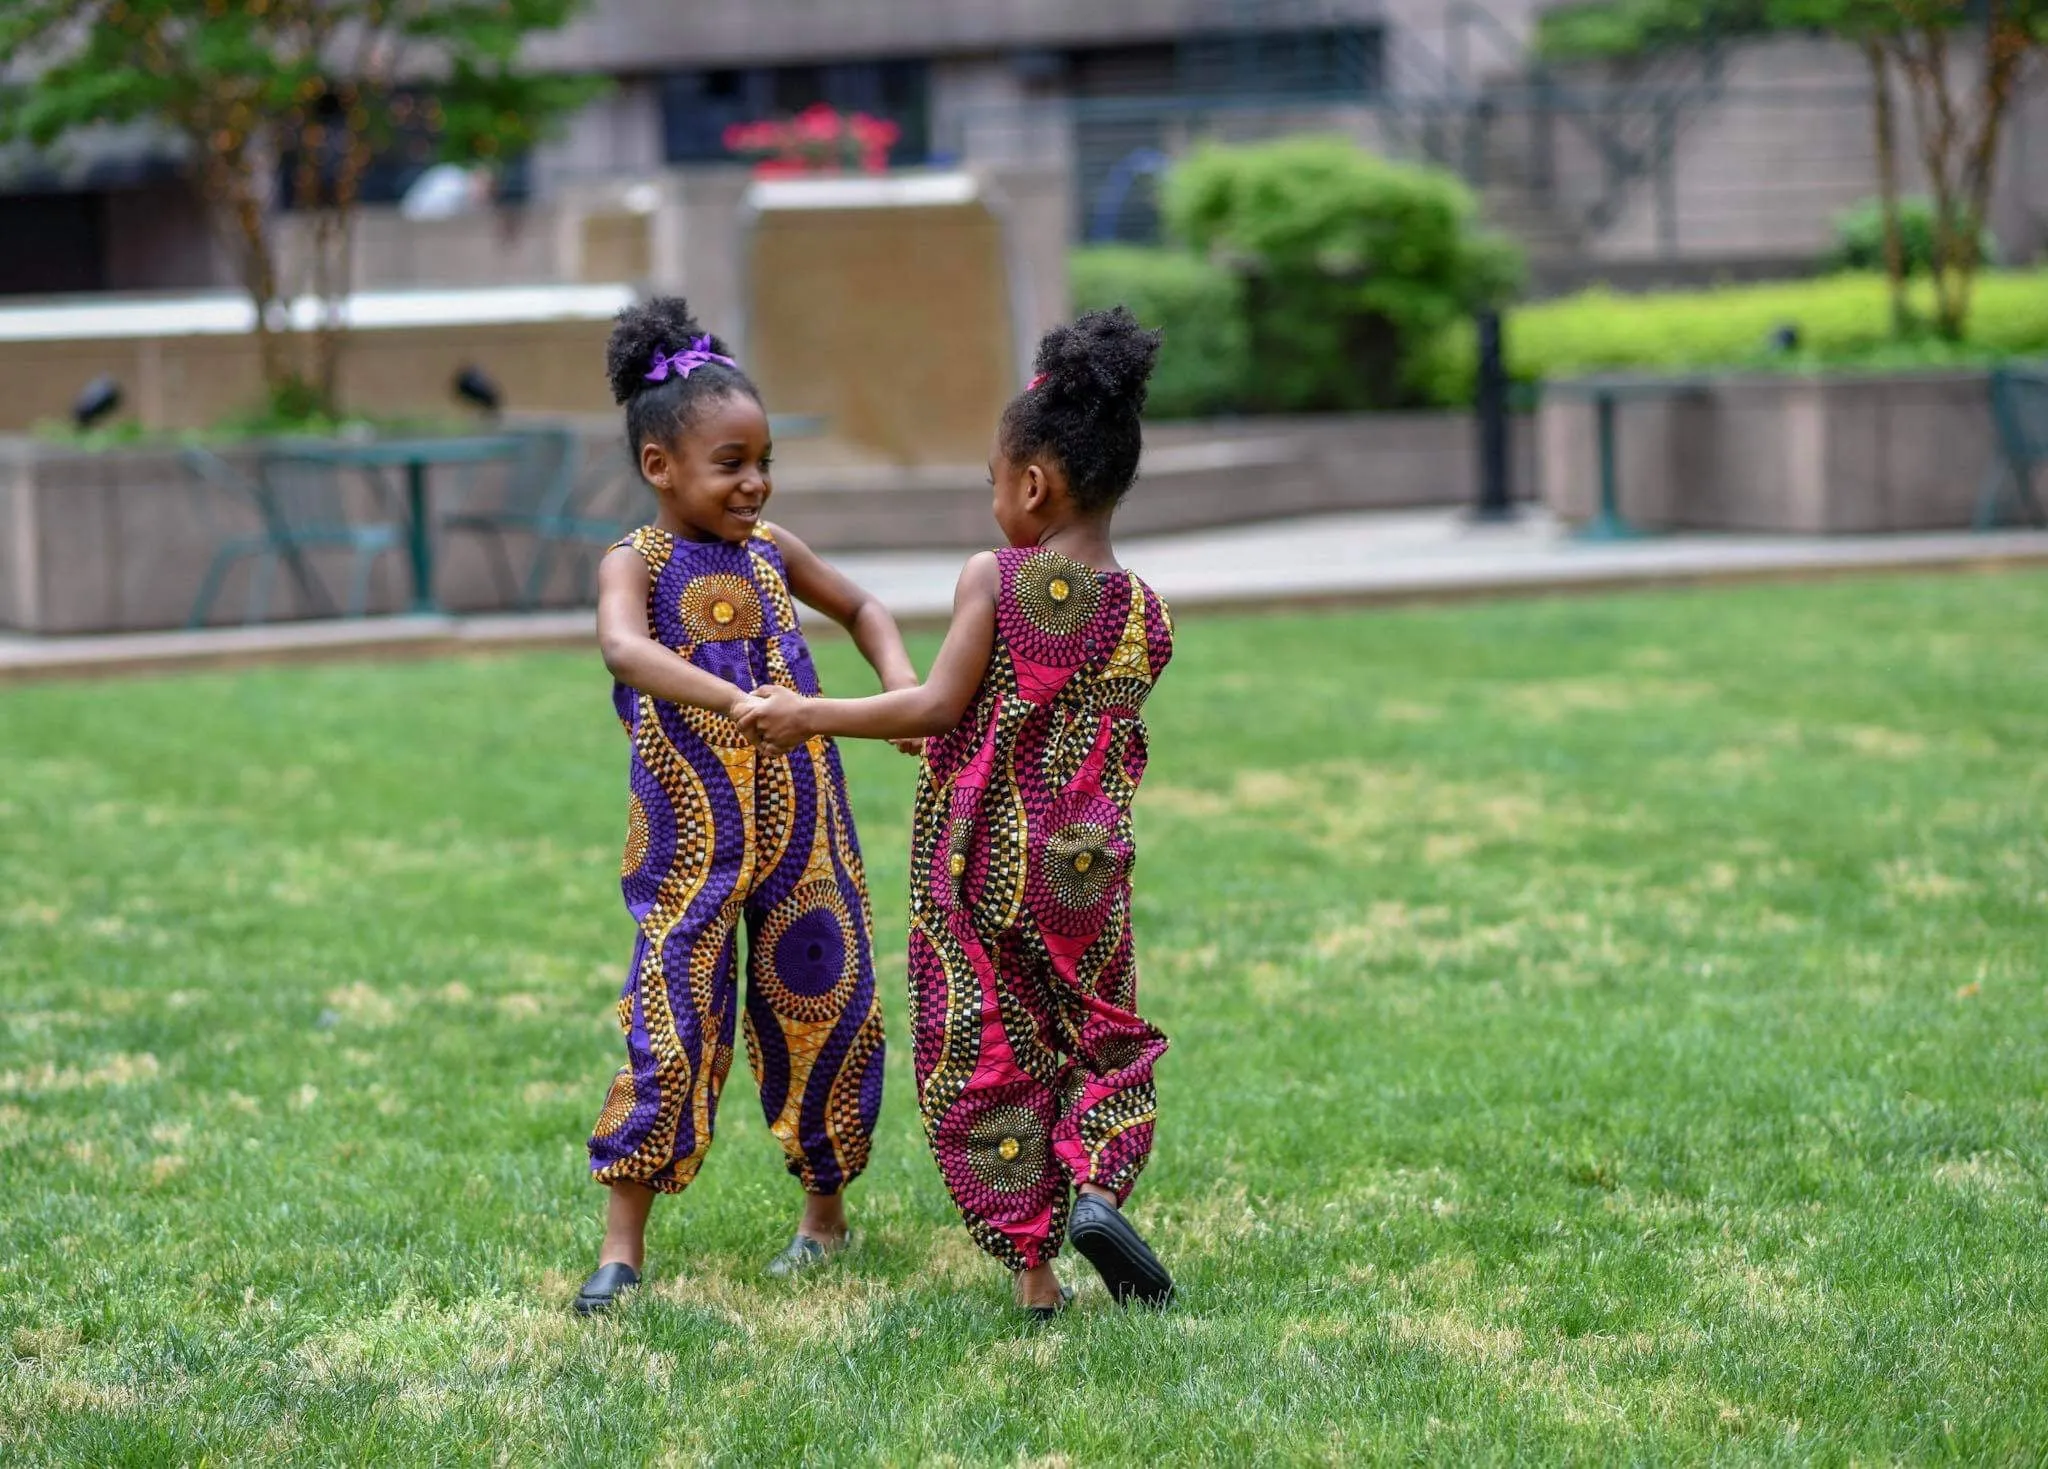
[645,336,737,383]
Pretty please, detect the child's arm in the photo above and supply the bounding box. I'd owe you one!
[595,546,755,719]
[739,553,999,751]
[769,524,920,694]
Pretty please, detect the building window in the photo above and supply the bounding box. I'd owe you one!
[1176,26,1385,96]
[1069,26,1385,244]
[660,60,931,167]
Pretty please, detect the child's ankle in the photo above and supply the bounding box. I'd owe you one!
[1079,1183,1118,1207]
[799,1190,849,1242]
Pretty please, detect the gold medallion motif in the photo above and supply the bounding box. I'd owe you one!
[679,573,763,641]
[1045,822,1115,908]
[1014,551,1100,637]
[966,1105,1047,1192]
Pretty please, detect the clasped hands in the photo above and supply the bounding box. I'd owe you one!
[733,685,922,758]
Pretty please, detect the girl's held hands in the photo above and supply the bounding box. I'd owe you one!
[735,686,812,754]
[734,688,921,757]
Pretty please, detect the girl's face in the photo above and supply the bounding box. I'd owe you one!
[640,392,774,543]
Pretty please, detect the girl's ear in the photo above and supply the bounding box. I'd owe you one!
[1022,462,1050,513]
[640,440,672,492]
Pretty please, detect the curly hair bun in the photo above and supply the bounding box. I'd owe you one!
[1029,306,1163,416]
[605,297,735,406]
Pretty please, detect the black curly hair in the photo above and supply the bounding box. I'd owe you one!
[605,296,762,462]
[998,306,1163,513]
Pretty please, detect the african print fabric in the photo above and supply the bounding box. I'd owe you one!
[909,545,1174,1268]
[588,526,884,1196]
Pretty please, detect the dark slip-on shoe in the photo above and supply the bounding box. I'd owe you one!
[1023,1285,1076,1324]
[1068,1195,1174,1308]
[573,1261,641,1316]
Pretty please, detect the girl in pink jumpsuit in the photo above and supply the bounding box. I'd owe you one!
[742,308,1177,1319]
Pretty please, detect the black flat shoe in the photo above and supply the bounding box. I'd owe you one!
[1068,1195,1174,1308]
[573,1261,640,1316]
[1023,1285,1075,1323]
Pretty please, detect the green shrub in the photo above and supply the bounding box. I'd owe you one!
[1827,196,1998,276]
[1418,269,2048,403]
[1160,135,1521,412]
[1069,246,1249,419]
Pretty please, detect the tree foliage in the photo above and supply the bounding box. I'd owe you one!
[1536,0,2045,342]
[0,0,601,413]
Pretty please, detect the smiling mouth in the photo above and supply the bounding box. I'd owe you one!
[728,504,761,521]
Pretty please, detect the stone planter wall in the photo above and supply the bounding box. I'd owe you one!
[1539,369,2010,534]
[1,408,1527,635]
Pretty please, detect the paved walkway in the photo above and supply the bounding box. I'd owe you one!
[6,508,2048,681]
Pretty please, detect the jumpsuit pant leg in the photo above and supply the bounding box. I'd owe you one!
[911,888,1166,1270]
[588,724,755,1193]
[739,737,885,1195]
[588,895,745,1193]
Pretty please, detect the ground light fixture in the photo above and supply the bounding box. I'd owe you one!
[71,374,122,429]
[453,365,503,416]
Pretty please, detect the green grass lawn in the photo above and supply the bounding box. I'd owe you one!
[4,572,2046,1465]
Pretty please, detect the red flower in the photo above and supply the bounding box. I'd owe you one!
[725,105,899,176]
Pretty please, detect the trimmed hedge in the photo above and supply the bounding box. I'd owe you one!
[1070,246,1248,420]
[1418,269,2048,405]
[1071,254,2048,418]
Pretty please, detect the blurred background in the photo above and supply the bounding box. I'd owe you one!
[1,0,2044,640]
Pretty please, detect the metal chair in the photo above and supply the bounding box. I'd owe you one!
[1975,365,2048,530]
[182,446,403,628]
[442,428,637,609]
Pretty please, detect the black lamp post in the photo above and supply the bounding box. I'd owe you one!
[1471,310,1516,521]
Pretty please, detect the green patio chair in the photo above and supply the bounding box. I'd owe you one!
[1975,365,2048,530]
[182,446,403,628]
[442,427,636,609]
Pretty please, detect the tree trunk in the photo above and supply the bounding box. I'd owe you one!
[1864,38,1912,339]
[1896,27,1968,340]
[208,148,293,401]
[1949,9,2027,340]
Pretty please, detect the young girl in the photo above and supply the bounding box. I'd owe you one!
[573,298,918,1315]
[741,307,1177,1319]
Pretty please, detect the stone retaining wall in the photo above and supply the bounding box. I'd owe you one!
[1539,369,2008,533]
[1,409,1523,634]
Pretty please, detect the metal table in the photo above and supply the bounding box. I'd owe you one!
[267,435,530,613]
[1544,376,1713,541]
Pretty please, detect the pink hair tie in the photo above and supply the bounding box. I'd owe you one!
[1026,373,1048,391]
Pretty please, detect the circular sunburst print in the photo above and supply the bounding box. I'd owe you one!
[1013,550,1101,638]
[965,1103,1048,1193]
[679,573,763,642]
